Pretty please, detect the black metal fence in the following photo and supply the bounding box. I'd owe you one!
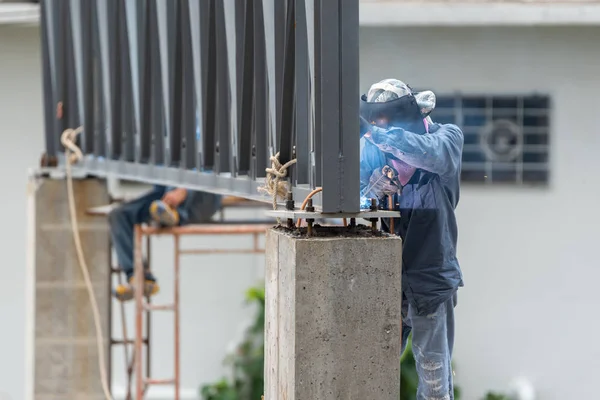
[40,0,360,213]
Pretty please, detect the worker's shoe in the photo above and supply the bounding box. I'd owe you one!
[149,200,180,227]
[113,277,160,302]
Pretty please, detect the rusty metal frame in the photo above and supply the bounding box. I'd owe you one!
[89,199,153,400]
[109,239,153,400]
[133,223,269,400]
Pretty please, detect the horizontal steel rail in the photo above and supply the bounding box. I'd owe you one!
[39,0,360,213]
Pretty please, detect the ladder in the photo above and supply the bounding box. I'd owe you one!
[110,262,153,399]
[133,225,180,398]
[87,200,154,400]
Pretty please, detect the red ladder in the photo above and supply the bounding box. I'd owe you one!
[133,225,181,399]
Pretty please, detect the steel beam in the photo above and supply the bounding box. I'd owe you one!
[40,0,57,158]
[316,0,360,212]
[253,0,268,179]
[295,0,309,186]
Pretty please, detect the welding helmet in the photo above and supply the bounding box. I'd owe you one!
[360,79,436,134]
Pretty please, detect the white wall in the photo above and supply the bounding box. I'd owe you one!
[0,24,43,400]
[360,26,600,399]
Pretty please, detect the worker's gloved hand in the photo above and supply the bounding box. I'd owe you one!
[365,165,402,199]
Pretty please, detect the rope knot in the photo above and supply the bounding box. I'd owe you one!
[60,127,84,164]
[258,152,297,216]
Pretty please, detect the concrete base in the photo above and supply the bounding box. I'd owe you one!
[265,227,403,400]
[33,178,110,399]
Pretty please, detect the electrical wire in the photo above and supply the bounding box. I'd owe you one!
[295,187,348,228]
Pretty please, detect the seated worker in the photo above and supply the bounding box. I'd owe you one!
[109,185,222,301]
[359,79,464,400]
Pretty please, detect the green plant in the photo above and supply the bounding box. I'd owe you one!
[201,284,464,400]
[200,378,238,400]
[200,286,265,400]
[482,392,511,400]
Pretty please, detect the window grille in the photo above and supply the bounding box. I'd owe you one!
[432,94,550,185]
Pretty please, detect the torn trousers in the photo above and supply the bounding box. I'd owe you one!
[401,292,457,400]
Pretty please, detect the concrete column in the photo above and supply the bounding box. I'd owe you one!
[265,227,403,400]
[33,178,110,399]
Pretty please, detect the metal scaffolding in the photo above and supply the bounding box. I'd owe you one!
[87,197,272,400]
[39,0,360,213]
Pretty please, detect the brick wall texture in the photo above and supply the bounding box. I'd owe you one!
[34,179,111,400]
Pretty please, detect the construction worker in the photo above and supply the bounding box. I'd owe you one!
[109,185,222,301]
[359,79,464,399]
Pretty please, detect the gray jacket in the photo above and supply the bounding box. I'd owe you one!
[359,123,464,315]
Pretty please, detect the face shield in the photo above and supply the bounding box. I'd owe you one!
[360,79,436,134]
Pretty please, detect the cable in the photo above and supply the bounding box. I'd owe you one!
[295,188,348,228]
[298,188,322,212]
[296,188,321,227]
[61,127,114,400]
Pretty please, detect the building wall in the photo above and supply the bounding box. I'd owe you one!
[359,25,600,399]
[34,179,111,399]
[0,24,44,400]
[2,21,599,400]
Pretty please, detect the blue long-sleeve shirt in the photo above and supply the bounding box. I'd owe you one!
[360,123,464,315]
[160,185,222,224]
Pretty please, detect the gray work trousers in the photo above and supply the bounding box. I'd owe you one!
[401,292,457,400]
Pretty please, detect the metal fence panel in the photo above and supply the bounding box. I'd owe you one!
[40,0,360,213]
[253,0,268,180]
[40,0,56,159]
[295,0,309,187]
[338,0,360,212]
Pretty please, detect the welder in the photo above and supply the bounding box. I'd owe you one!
[359,79,464,400]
